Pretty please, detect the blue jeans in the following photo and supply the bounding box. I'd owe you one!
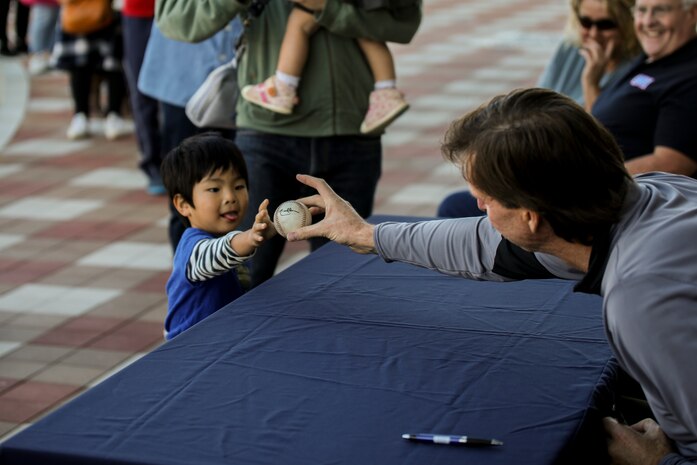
[437,190,485,218]
[28,4,58,53]
[122,15,161,181]
[236,131,382,287]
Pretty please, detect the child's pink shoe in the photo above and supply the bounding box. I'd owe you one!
[360,88,409,134]
[241,76,296,115]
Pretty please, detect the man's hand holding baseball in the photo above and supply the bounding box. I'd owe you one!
[286,174,376,254]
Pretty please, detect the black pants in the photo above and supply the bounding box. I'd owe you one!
[69,67,126,116]
[0,0,29,46]
[615,367,655,425]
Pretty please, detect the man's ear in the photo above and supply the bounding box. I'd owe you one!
[524,209,542,234]
[173,194,192,218]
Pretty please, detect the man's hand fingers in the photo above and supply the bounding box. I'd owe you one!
[296,174,337,199]
[295,193,326,212]
[287,223,323,242]
[631,418,658,434]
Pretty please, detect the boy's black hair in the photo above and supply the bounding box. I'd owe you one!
[161,132,249,209]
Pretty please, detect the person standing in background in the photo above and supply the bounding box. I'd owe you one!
[0,0,29,55]
[20,0,59,74]
[138,20,242,251]
[52,4,130,141]
[122,0,165,195]
[156,0,422,288]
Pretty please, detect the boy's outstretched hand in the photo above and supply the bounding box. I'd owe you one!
[231,199,276,256]
[286,174,376,254]
[250,198,276,244]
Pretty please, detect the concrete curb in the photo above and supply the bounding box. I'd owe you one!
[0,59,29,152]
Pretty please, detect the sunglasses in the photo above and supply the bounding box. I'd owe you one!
[577,15,618,30]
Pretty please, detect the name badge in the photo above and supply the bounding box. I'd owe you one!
[630,74,655,90]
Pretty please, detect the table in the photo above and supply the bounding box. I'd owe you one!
[0,234,617,465]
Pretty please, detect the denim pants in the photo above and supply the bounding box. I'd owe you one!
[28,4,58,53]
[122,15,162,181]
[436,190,485,218]
[236,130,382,287]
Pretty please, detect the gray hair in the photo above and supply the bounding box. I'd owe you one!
[683,0,697,8]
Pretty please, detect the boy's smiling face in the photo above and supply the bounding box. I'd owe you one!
[175,167,249,236]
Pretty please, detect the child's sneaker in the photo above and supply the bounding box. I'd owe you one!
[241,76,296,115]
[360,88,409,135]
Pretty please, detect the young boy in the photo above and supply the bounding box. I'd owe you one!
[241,4,409,135]
[160,133,275,339]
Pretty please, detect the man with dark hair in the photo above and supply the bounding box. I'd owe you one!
[287,88,697,465]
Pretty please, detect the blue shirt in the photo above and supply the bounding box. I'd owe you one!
[165,228,245,339]
[138,19,242,107]
[537,40,635,108]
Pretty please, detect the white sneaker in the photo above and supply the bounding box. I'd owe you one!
[66,113,89,140]
[27,54,49,76]
[104,112,129,140]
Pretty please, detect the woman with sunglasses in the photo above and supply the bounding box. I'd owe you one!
[435,0,641,220]
[538,0,641,111]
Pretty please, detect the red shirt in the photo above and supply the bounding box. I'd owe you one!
[122,0,154,17]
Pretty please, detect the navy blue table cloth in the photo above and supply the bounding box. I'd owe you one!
[0,235,617,465]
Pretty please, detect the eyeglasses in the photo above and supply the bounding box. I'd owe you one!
[576,15,619,30]
[631,4,678,19]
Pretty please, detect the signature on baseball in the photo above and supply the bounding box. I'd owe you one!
[278,206,302,216]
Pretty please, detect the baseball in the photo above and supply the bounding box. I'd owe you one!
[273,200,312,238]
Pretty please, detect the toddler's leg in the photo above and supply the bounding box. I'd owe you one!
[356,39,409,135]
[277,7,319,80]
[357,38,396,86]
[241,8,318,114]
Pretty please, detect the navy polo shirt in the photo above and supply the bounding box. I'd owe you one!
[592,38,697,162]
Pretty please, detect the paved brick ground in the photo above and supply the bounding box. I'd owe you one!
[0,0,567,441]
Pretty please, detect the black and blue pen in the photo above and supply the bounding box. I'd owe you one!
[402,433,503,446]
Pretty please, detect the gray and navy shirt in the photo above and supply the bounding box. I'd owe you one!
[374,172,697,463]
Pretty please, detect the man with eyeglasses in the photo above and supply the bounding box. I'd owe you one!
[592,0,697,178]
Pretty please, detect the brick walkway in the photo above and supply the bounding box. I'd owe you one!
[0,0,567,441]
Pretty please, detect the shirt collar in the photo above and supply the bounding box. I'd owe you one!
[574,226,612,295]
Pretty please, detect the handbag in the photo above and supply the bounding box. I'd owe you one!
[60,0,113,35]
[185,56,239,129]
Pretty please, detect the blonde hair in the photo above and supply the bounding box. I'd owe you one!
[564,0,642,61]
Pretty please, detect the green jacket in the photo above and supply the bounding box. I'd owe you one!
[155,0,422,137]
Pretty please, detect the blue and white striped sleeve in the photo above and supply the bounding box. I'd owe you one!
[186,231,254,282]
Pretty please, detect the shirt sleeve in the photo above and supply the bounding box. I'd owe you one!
[659,453,697,465]
[605,274,697,458]
[374,218,571,281]
[186,231,254,282]
[155,0,245,42]
[316,0,422,44]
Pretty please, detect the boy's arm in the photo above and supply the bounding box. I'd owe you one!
[187,232,252,283]
[304,0,422,44]
[230,199,276,257]
[155,0,247,42]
